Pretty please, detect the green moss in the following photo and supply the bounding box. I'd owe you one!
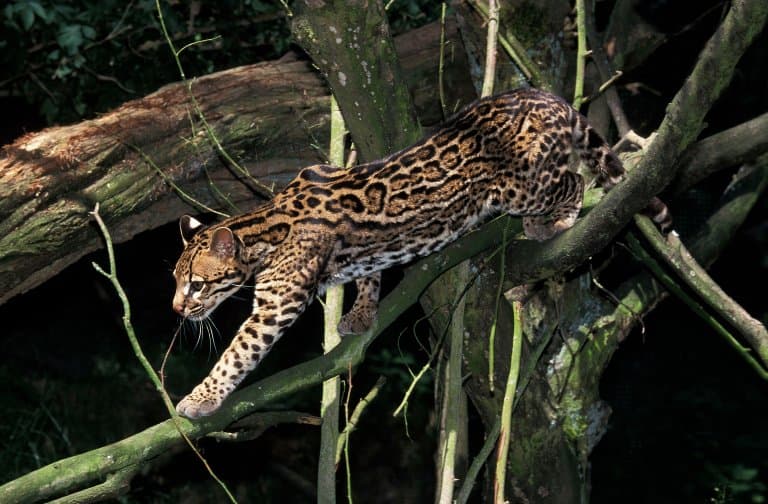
[560,394,588,442]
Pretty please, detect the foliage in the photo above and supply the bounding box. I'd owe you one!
[0,0,440,126]
[0,0,291,123]
[384,0,443,34]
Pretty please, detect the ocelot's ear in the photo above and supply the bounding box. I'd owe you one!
[179,215,204,245]
[210,227,237,259]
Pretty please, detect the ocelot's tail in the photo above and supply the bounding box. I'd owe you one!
[571,112,672,232]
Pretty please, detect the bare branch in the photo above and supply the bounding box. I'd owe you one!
[673,111,768,193]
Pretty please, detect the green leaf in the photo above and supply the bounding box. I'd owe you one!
[27,1,49,23]
[20,6,34,30]
[40,97,59,123]
[733,465,759,482]
[53,60,72,79]
[57,24,83,54]
[82,25,96,40]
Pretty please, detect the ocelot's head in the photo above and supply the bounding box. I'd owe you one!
[171,215,248,320]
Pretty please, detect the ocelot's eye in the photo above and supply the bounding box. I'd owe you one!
[189,281,204,292]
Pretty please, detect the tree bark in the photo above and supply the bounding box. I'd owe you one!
[291,0,421,158]
[0,17,475,307]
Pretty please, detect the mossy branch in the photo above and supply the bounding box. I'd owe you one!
[673,111,768,193]
[291,0,421,159]
[502,0,768,289]
[552,152,768,490]
[636,215,768,371]
[47,466,135,504]
[626,231,768,380]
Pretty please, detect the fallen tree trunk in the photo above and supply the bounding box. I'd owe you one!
[0,18,475,306]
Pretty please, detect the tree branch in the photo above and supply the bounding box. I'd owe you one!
[291,0,421,159]
[636,209,768,370]
[501,0,768,288]
[673,111,768,193]
[551,154,768,478]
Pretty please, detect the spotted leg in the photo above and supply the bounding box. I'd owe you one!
[176,255,325,419]
[522,170,585,241]
[337,273,381,335]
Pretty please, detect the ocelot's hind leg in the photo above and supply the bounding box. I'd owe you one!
[337,273,381,335]
[523,170,585,241]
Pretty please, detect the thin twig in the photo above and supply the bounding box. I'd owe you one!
[127,141,230,217]
[480,0,499,97]
[438,3,448,120]
[488,222,509,392]
[335,376,386,464]
[635,216,768,369]
[583,0,631,136]
[455,419,500,504]
[581,70,623,105]
[493,299,523,503]
[177,35,222,56]
[625,232,768,381]
[90,204,238,503]
[572,0,588,109]
[343,365,354,504]
[392,356,434,418]
[155,0,274,199]
[277,0,293,17]
[159,325,181,388]
[436,263,470,504]
[466,0,549,89]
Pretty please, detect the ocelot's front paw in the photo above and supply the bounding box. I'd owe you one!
[522,215,558,241]
[176,386,224,419]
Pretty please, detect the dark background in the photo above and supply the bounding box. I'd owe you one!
[1,1,766,502]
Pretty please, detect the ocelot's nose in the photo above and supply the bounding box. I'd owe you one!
[172,302,185,315]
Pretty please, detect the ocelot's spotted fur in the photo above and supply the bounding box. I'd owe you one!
[171,88,669,418]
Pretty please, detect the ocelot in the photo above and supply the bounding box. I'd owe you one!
[171,88,669,418]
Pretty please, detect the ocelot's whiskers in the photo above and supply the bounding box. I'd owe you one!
[203,318,222,358]
[170,88,671,418]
